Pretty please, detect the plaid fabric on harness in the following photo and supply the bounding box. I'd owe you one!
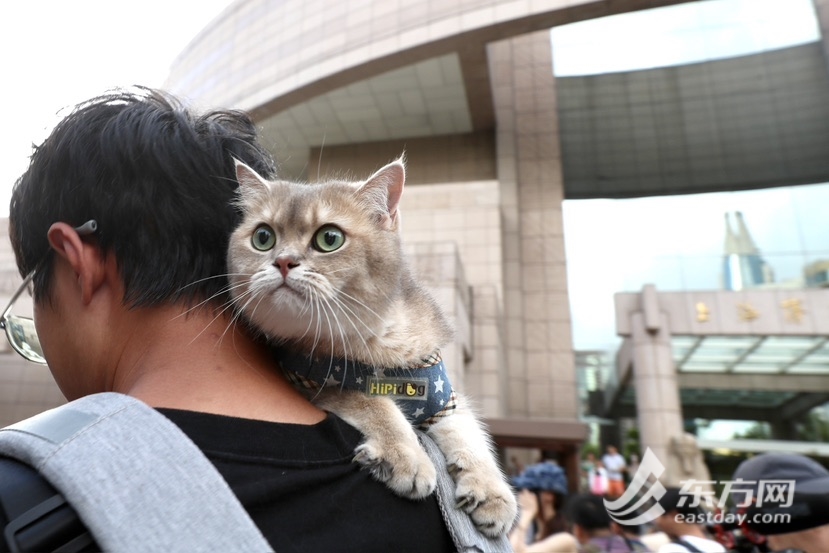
[278,349,457,429]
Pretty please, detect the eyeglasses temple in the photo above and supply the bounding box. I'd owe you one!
[1,269,38,322]
[1,219,98,322]
[75,220,98,235]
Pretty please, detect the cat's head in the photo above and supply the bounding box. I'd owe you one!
[227,158,408,350]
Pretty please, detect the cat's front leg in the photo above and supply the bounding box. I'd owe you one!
[426,395,518,538]
[316,390,437,499]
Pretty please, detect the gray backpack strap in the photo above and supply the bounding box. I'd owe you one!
[0,392,272,553]
[416,432,512,553]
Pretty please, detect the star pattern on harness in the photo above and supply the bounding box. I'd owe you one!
[278,348,456,427]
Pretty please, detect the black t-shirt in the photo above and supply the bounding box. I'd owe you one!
[158,408,457,553]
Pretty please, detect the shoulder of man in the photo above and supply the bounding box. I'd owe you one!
[0,394,510,553]
[0,393,270,552]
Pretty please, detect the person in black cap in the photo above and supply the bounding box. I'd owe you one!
[653,487,725,552]
[731,452,829,553]
[567,493,649,552]
[509,461,579,552]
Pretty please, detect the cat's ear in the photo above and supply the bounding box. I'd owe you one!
[234,158,270,195]
[360,157,405,230]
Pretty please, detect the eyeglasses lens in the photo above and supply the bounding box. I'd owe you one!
[3,315,46,364]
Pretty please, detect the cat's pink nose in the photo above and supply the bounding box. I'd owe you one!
[274,256,300,278]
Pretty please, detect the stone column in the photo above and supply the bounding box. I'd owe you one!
[814,0,829,74]
[630,285,686,485]
[489,31,577,420]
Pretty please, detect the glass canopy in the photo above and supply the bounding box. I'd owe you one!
[672,335,829,375]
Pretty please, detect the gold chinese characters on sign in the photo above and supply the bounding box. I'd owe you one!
[781,298,805,324]
[737,303,760,322]
[695,302,709,323]
[692,298,808,324]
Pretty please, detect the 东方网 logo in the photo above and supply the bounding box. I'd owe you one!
[603,448,668,525]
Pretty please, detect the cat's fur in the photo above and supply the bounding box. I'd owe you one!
[227,158,517,536]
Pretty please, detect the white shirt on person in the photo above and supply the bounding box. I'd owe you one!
[602,453,626,481]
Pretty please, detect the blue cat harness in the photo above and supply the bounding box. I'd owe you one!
[279,349,457,429]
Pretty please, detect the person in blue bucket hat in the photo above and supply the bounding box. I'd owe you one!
[510,461,578,552]
[512,461,570,494]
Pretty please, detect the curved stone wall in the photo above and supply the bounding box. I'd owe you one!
[166,0,692,117]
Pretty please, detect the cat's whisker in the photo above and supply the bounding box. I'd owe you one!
[335,290,386,322]
[235,287,275,343]
[218,289,260,344]
[186,286,261,347]
[331,297,384,371]
[175,279,251,320]
[317,132,326,182]
[304,289,325,360]
[297,288,318,334]
[177,272,252,292]
[316,292,339,362]
[329,295,381,341]
[326,296,375,362]
[299,284,342,359]
[301,292,337,401]
[315,293,357,393]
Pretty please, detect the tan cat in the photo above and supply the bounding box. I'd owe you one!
[227,158,517,537]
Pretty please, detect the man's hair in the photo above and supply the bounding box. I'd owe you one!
[568,493,611,532]
[10,87,276,308]
[657,487,702,518]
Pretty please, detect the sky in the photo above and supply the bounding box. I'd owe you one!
[551,0,820,75]
[0,0,234,218]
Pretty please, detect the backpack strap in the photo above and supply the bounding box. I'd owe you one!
[416,431,512,553]
[0,393,271,553]
[0,456,97,553]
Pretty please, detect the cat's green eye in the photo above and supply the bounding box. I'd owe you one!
[313,225,345,253]
[251,224,276,251]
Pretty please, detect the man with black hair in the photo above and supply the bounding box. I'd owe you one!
[732,452,829,553]
[0,87,501,552]
[568,493,641,552]
[654,487,725,552]
[611,519,649,551]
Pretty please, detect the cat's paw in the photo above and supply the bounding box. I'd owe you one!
[353,440,437,499]
[451,463,518,537]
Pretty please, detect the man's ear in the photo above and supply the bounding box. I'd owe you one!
[46,222,106,305]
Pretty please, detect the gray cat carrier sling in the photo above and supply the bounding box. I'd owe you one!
[0,392,510,553]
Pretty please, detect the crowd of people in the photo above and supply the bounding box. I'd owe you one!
[509,447,829,553]
[580,445,630,499]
